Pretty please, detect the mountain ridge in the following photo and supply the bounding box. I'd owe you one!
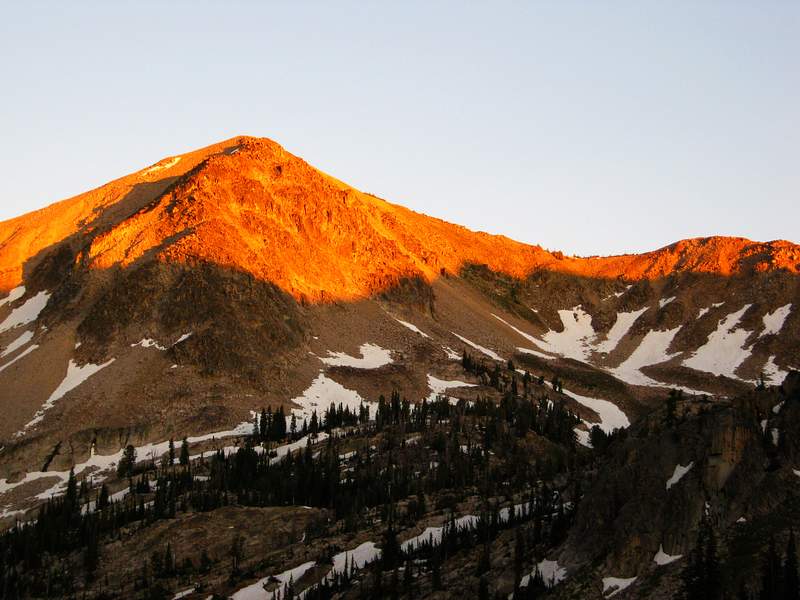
[1,135,797,302]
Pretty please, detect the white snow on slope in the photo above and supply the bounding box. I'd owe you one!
[131,338,167,351]
[596,308,649,354]
[289,372,372,422]
[565,390,630,433]
[0,345,39,373]
[533,307,596,361]
[442,346,461,360]
[654,544,682,565]
[519,559,567,589]
[231,560,316,600]
[611,327,681,386]
[603,576,637,597]
[698,307,710,319]
[23,359,116,430]
[1,330,34,358]
[452,333,503,361]
[321,343,393,368]
[0,286,26,308]
[143,156,181,175]
[517,346,556,360]
[762,356,789,386]
[401,515,481,552]
[762,304,792,336]
[492,314,556,359]
[683,304,753,378]
[174,332,193,345]
[659,297,676,309]
[666,462,694,490]
[0,291,50,333]
[394,318,430,338]
[172,587,195,599]
[427,374,476,403]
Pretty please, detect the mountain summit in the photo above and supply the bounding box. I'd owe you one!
[1,136,796,303]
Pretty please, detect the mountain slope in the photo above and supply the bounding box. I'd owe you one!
[0,134,797,529]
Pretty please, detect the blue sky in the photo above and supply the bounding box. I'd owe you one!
[1,2,797,256]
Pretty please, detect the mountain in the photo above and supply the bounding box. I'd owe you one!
[0,135,798,599]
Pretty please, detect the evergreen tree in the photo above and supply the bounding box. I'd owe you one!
[785,532,799,600]
[180,438,189,466]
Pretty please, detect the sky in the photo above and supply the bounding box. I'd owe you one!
[0,2,797,256]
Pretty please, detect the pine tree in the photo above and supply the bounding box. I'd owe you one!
[180,438,189,466]
[785,532,799,600]
[760,537,782,600]
[168,438,176,465]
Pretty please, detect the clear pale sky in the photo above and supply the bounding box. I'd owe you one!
[1,2,797,256]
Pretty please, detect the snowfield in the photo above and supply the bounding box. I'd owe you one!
[289,372,373,422]
[683,304,753,378]
[321,343,393,368]
[528,307,596,361]
[565,390,630,433]
[611,327,681,386]
[761,304,792,336]
[596,308,649,354]
[0,290,51,333]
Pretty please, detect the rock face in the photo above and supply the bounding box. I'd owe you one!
[553,378,800,599]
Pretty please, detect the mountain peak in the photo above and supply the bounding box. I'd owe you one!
[1,136,797,300]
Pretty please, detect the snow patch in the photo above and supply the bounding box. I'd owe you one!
[611,327,681,386]
[131,338,167,351]
[231,560,316,600]
[23,359,115,430]
[659,297,676,309]
[0,291,50,333]
[596,308,649,354]
[565,390,630,433]
[761,304,792,336]
[603,576,637,598]
[0,345,39,373]
[697,307,710,319]
[492,314,557,359]
[321,343,393,368]
[289,372,372,422]
[683,305,753,378]
[762,356,788,386]
[0,286,26,308]
[1,330,34,358]
[452,333,503,361]
[143,156,181,174]
[666,462,694,490]
[654,544,682,565]
[442,346,461,360]
[427,374,476,403]
[519,559,567,589]
[521,307,596,361]
[394,318,430,338]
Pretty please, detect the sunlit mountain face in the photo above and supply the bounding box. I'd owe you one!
[0,136,798,600]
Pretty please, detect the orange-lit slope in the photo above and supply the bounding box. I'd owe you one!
[1,136,797,301]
